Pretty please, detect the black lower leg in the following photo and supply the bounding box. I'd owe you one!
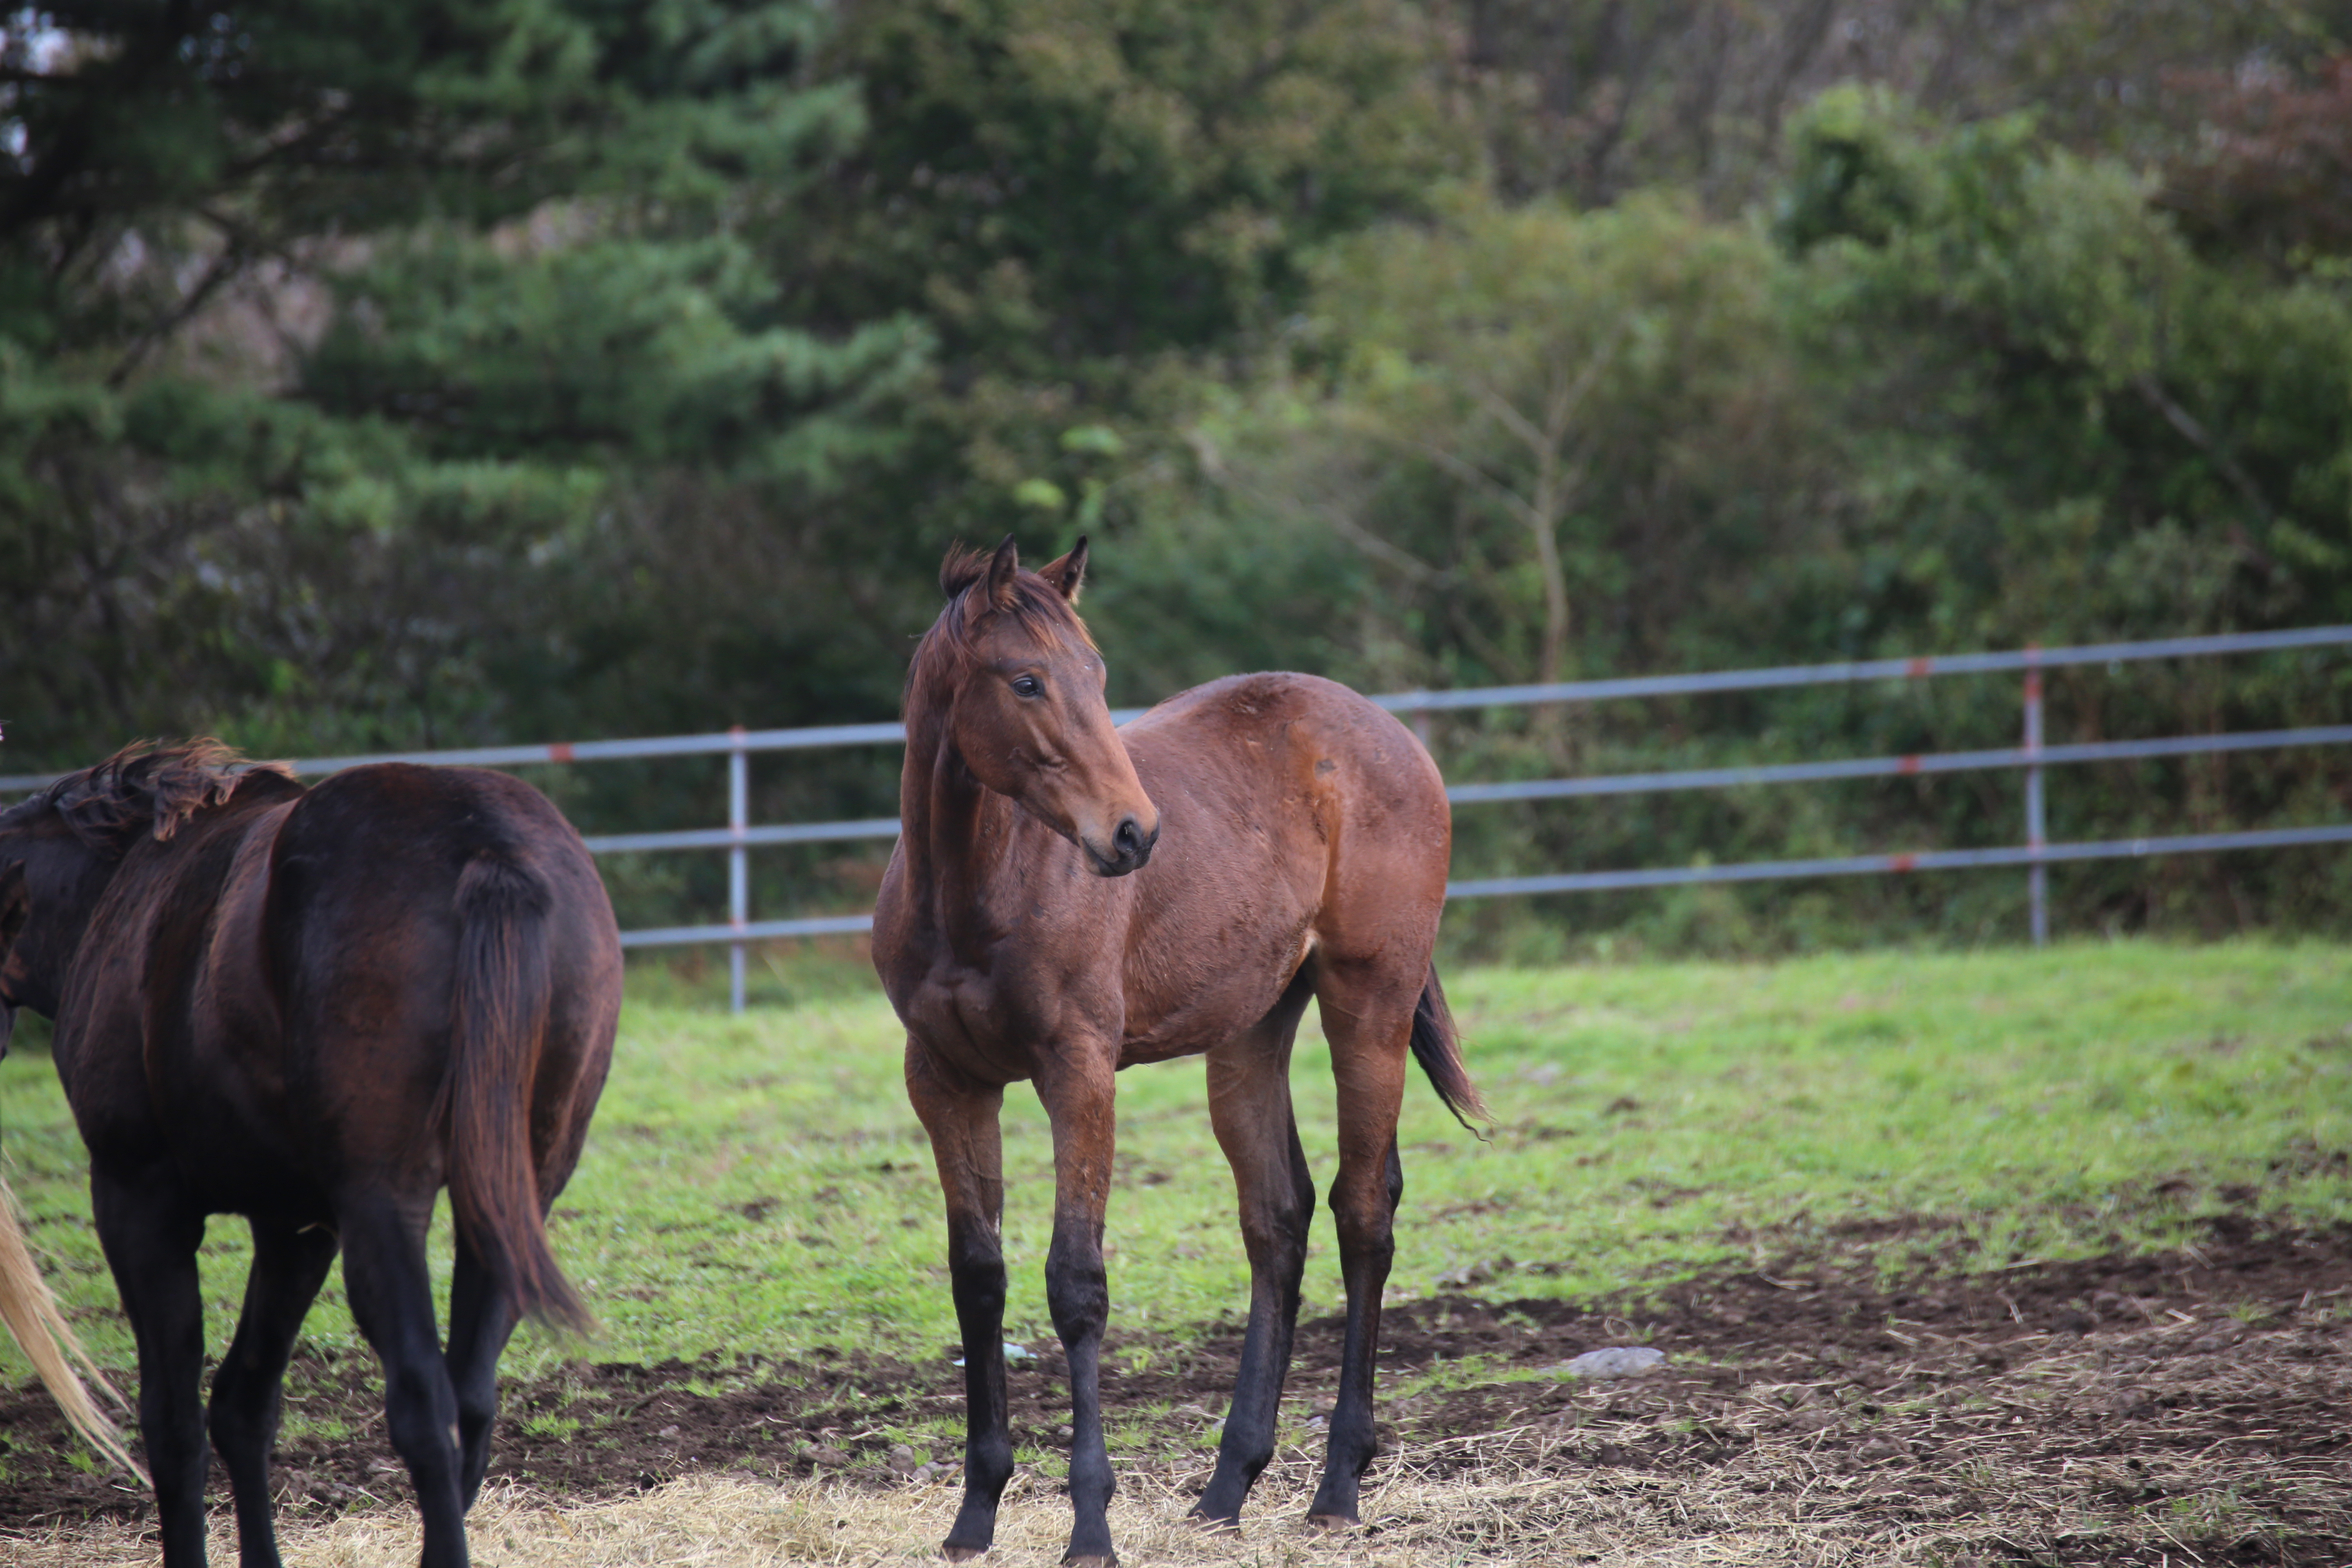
[1193,1123,1313,1526]
[443,1234,519,1510]
[943,1219,1014,1561]
[93,1175,210,1568]
[1048,1232,1116,1565]
[342,1200,470,1568]
[210,1218,339,1568]
[1308,1139,1403,1526]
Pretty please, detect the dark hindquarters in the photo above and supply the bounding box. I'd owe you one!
[434,842,612,1510]
[442,853,592,1334]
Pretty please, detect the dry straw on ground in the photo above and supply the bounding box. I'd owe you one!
[0,1463,1902,1568]
[11,1242,2349,1566]
[0,1420,2175,1568]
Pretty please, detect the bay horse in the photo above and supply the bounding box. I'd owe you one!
[873,538,1486,1564]
[0,742,621,1568]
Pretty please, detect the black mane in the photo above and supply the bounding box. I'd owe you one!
[28,741,294,855]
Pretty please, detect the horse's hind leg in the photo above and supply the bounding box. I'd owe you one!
[1192,972,1317,1529]
[1305,960,1417,1528]
[442,1231,519,1507]
[906,1046,1015,1561]
[210,1217,340,1568]
[91,1169,210,1566]
[341,1196,471,1568]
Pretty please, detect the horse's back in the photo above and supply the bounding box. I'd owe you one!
[265,764,620,1182]
[266,763,615,981]
[1124,671,1448,893]
[66,763,617,1211]
[1115,673,1449,1054]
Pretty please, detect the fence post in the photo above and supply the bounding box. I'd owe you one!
[728,725,748,1013]
[1410,705,1433,753]
[2024,647,2047,946]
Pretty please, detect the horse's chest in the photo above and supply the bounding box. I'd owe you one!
[897,964,1094,1085]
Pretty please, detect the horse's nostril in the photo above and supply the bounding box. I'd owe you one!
[1114,818,1142,860]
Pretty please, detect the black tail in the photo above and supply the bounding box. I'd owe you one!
[445,854,593,1334]
[1409,965,1490,1132]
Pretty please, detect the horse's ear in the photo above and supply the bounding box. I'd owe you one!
[0,862,25,953]
[1039,537,1089,603]
[983,534,1020,610]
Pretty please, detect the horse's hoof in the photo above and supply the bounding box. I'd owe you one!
[1306,1511,1361,1532]
[1185,1506,1241,1535]
[942,1547,987,1562]
[1062,1556,1117,1568]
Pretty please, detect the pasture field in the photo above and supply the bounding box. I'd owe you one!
[3,940,2351,1564]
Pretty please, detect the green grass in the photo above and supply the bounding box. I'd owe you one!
[2,941,2348,1387]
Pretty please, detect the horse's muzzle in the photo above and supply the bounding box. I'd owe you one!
[1085,815,1159,877]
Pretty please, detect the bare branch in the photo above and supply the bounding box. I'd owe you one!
[1540,315,1633,446]
[105,240,249,387]
[2133,373,2275,525]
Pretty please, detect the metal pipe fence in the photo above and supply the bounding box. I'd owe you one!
[8,624,2350,1008]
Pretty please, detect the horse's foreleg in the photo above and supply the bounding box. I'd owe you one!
[91,1170,210,1567]
[1307,976,1414,1528]
[210,1216,340,1568]
[1192,997,1315,1529]
[340,1196,470,1568]
[1033,1051,1119,1566]
[907,1047,1012,1562]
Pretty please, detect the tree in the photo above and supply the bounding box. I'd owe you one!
[0,1,925,768]
[1226,194,1822,700]
[768,0,1473,633]
[1778,87,2352,647]
[1439,0,2340,210]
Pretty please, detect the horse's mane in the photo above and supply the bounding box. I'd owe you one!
[36,741,294,855]
[909,545,1097,713]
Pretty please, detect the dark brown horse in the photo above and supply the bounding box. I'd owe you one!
[0,743,621,1568]
[873,539,1485,1564]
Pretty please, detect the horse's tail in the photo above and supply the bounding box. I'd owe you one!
[444,853,594,1335]
[0,1172,145,1480]
[1409,964,1490,1132]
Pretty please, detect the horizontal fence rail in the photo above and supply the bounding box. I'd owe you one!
[8,624,2350,1007]
[1444,725,2352,804]
[1446,824,2352,900]
[1364,624,2352,711]
[11,626,2350,797]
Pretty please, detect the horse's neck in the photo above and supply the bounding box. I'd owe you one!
[897,715,1038,950]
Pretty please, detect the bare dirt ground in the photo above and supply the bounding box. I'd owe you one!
[4,1210,2348,1566]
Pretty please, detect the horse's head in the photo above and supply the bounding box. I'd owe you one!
[0,743,285,1052]
[918,536,1160,876]
[0,795,94,1051]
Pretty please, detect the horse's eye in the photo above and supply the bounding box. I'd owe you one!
[1011,676,1044,699]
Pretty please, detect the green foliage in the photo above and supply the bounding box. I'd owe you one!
[0,0,923,775]
[802,0,1470,365]
[7,3,2352,949]
[1779,88,2352,638]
